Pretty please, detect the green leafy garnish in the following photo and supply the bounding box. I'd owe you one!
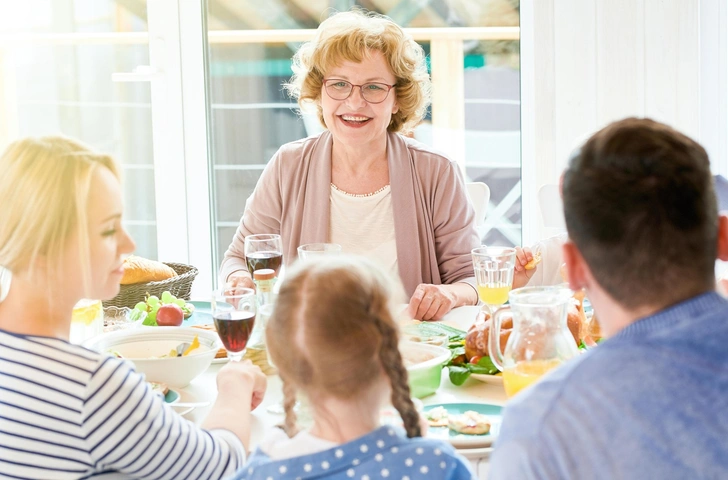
[447,356,499,385]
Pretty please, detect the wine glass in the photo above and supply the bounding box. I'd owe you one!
[471,246,517,320]
[211,288,256,362]
[244,234,283,278]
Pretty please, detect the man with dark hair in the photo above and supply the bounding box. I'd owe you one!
[489,118,728,479]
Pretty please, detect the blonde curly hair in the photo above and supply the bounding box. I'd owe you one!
[284,9,431,134]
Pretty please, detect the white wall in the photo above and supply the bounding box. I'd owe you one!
[521,0,726,245]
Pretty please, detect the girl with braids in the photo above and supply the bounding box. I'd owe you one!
[233,256,474,480]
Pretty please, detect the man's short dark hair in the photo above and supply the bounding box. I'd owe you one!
[562,117,717,308]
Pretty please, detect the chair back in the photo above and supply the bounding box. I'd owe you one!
[537,184,566,229]
[465,182,490,228]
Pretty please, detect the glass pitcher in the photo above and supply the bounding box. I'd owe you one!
[489,286,579,397]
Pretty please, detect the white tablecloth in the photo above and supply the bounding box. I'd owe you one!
[178,306,505,479]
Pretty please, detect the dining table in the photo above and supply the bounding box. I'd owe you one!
[176,305,508,479]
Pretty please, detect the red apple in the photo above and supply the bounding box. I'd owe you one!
[156,304,184,327]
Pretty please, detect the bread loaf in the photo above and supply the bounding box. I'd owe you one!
[120,255,177,285]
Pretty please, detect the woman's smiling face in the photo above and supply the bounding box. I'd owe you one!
[320,50,398,150]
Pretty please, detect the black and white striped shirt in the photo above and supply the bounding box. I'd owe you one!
[0,329,245,479]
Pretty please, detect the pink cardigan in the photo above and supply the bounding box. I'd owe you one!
[220,131,479,296]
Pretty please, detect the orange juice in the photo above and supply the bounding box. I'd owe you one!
[503,359,562,397]
[477,285,511,306]
[70,299,103,344]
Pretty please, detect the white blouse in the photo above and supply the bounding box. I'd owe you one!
[329,183,398,277]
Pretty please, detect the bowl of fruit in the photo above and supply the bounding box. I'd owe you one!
[134,291,196,327]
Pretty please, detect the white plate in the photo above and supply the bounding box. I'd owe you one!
[470,373,504,385]
[211,356,230,364]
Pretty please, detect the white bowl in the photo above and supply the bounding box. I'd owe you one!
[84,327,221,388]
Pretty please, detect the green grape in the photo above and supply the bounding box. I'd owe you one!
[161,291,174,304]
[173,298,185,307]
[147,295,160,306]
[134,302,148,312]
[148,307,158,324]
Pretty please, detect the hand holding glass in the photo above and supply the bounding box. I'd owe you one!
[212,289,256,362]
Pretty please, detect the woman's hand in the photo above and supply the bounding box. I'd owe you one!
[513,246,537,289]
[408,283,477,321]
[225,270,255,294]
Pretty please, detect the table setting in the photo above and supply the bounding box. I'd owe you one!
[76,238,596,480]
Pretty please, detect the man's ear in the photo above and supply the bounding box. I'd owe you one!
[562,240,589,291]
[717,214,728,261]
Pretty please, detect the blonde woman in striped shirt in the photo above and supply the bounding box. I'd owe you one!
[0,136,266,479]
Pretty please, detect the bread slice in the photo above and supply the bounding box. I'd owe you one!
[448,411,491,435]
[426,406,449,427]
[121,255,177,285]
[148,381,169,397]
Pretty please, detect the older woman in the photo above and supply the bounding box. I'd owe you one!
[221,9,479,321]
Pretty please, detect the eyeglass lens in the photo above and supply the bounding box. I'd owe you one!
[325,80,392,103]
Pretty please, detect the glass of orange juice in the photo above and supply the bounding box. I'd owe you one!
[471,246,517,319]
[70,299,103,344]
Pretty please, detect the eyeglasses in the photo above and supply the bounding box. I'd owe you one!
[323,78,396,104]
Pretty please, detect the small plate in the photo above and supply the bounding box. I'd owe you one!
[211,356,230,364]
[164,389,196,415]
[470,373,504,385]
[423,402,502,449]
[164,388,180,404]
[182,301,214,327]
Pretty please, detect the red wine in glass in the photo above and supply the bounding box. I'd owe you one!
[246,251,283,277]
[214,311,255,361]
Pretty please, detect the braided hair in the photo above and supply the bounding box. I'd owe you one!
[266,255,422,438]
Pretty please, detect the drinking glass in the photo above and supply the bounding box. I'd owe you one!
[471,246,517,319]
[244,234,283,278]
[70,299,104,344]
[211,289,256,362]
[297,243,342,260]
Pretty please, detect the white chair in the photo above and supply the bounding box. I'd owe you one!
[465,182,490,239]
[537,184,566,229]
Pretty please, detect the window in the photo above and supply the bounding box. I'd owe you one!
[204,1,522,282]
[0,1,159,259]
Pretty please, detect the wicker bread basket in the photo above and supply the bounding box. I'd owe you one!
[102,262,198,309]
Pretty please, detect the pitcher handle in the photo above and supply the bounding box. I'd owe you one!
[488,306,510,372]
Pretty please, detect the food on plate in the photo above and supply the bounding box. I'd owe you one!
[464,313,511,361]
[108,335,203,359]
[120,255,177,285]
[425,406,449,427]
[157,304,184,327]
[135,291,195,326]
[148,381,169,396]
[192,324,228,359]
[448,410,491,435]
[400,348,438,368]
[524,251,542,270]
[567,296,589,344]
